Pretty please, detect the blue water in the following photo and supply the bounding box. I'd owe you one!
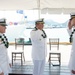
[5,25,69,43]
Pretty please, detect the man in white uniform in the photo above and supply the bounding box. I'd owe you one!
[67,13,75,75]
[0,18,11,75]
[30,19,47,75]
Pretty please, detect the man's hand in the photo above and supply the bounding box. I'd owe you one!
[71,18,75,27]
[0,72,4,75]
[72,70,75,74]
[68,19,73,29]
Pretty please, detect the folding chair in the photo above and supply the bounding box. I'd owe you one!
[48,38,61,66]
[49,38,59,50]
[12,38,25,65]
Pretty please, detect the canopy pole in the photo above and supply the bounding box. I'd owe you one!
[37,0,41,19]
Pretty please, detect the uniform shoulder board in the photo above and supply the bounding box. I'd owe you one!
[32,29,36,31]
[32,27,38,31]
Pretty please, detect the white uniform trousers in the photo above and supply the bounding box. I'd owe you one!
[33,59,45,75]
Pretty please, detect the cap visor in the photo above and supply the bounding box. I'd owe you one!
[0,23,7,26]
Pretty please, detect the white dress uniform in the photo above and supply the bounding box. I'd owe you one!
[30,29,47,75]
[67,28,75,72]
[0,33,10,75]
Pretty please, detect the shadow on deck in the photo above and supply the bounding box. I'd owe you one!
[9,62,70,75]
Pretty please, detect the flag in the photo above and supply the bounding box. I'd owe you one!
[14,22,18,25]
[24,16,27,18]
[9,22,13,25]
[17,10,23,14]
